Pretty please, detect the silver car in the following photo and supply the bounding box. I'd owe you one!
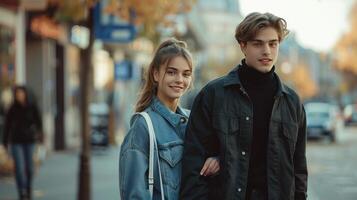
[305,102,339,142]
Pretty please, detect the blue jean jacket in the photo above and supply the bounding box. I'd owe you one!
[119,97,189,200]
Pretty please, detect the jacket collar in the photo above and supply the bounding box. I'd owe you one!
[150,97,189,127]
[223,64,292,97]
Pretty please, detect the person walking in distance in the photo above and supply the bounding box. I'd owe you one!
[3,86,43,200]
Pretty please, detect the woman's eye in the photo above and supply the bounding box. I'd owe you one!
[183,73,192,78]
[167,71,175,75]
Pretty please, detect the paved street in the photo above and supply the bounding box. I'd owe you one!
[307,126,357,200]
[1,127,357,200]
[0,146,120,200]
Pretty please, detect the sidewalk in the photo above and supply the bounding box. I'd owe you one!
[0,146,120,200]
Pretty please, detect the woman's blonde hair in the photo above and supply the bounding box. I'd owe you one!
[135,38,193,112]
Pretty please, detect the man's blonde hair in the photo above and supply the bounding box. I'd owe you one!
[235,12,289,43]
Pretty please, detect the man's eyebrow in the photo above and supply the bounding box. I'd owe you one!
[251,39,279,43]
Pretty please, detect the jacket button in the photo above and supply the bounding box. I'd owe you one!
[241,151,246,156]
[245,117,249,121]
[180,117,187,123]
[237,188,242,192]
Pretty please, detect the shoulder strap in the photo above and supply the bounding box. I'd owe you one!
[137,112,165,200]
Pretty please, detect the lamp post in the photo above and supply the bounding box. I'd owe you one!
[78,7,94,200]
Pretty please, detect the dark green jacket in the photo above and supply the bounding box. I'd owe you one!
[180,66,307,200]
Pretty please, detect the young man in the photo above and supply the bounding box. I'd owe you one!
[180,12,307,200]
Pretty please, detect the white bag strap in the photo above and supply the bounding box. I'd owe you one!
[138,112,165,200]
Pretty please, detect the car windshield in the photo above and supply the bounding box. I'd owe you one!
[307,111,330,119]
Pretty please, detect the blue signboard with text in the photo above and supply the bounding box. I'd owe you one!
[115,60,133,80]
[94,2,137,43]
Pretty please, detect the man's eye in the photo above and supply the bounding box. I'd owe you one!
[270,42,278,47]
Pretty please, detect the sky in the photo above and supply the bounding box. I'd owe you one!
[239,0,355,52]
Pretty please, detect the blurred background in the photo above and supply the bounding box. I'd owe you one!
[0,0,357,199]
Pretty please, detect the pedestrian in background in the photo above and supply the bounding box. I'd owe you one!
[3,86,43,200]
[180,12,307,200]
[119,38,220,200]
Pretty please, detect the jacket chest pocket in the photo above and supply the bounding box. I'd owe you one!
[212,114,240,135]
[157,141,184,190]
[212,114,240,166]
[280,122,298,158]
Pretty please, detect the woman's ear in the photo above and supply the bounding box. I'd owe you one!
[153,69,159,82]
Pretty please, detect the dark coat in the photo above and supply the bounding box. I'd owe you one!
[180,66,307,200]
[3,102,42,146]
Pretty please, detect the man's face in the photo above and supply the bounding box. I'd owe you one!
[240,27,279,73]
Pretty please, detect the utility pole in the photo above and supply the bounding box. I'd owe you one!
[78,7,94,200]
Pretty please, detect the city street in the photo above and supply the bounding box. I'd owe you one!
[307,126,357,200]
[0,146,120,200]
[2,0,357,200]
[1,127,357,200]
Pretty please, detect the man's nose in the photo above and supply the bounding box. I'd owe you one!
[263,43,271,55]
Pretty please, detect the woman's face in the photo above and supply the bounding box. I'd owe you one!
[15,89,26,105]
[154,56,192,105]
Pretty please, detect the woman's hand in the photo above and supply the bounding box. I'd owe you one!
[200,156,220,176]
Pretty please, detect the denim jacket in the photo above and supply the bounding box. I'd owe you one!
[119,97,189,200]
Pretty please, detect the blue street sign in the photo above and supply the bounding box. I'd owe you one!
[94,2,137,43]
[115,60,133,80]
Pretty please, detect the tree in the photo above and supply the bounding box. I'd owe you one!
[278,63,318,100]
[291,65,318,100]
[108,0,196,44]
[334,1,357,90]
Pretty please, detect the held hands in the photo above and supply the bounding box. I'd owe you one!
[200,156,220,176]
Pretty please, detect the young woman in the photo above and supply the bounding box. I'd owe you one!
[3,86,43,200]
[119,38,219,200]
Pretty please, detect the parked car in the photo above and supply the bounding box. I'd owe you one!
[90,103,109,147]
[343,104,357,126]
[305,102,339,142]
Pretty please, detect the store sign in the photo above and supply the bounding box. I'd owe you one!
[94,2,136,43]
[30,15,65,41]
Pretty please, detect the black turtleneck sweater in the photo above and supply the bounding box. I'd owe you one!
[238,60,278,199]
